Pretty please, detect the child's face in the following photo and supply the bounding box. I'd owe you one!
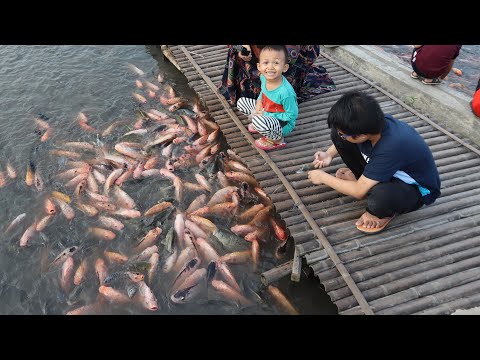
[257,49,289,82]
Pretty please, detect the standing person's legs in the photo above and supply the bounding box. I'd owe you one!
[330,128,367,179]
[356,179,425,233]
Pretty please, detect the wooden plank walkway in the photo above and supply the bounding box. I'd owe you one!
[165,45,480,315]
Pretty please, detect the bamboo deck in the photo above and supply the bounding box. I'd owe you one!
[164,45,480,315]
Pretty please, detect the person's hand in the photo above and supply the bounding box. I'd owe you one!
[239,53,252,62]
[312,151,332,168]
[253,108,264,116]
[238,45,252,62]
[308,169,326,185]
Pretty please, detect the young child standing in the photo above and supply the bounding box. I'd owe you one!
[236,45,298,151]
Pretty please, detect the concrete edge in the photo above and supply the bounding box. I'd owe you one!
[321,45,480,147]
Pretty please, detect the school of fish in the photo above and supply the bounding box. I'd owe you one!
[0,62,299,315]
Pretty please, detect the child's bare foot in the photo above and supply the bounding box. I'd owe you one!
[355,211,395,234]
[335,167,356,181]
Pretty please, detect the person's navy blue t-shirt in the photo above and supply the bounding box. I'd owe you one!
[357,114,441,205]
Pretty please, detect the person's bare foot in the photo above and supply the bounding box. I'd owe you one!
[410,71,421,79]
[355,211,394,231]
[335,167,356,181]
[422,77,442,85]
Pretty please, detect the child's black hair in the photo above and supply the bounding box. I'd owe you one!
[259,45,289,63]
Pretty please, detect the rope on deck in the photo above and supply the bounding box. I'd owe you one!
[178,45,375,315]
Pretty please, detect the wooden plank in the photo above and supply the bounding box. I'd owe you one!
[261,260,293,285]
[291,248,303,282]
[329,238,480,302]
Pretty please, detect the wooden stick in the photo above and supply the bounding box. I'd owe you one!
[261,260,293,286]
[291,248,302,282]
[160,45,182,72]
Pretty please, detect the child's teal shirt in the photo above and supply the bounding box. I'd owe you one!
[258,74,298,136]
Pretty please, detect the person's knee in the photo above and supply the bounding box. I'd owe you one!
[367,184,393,217]
[251,115,262,126]
[237,97,247,106]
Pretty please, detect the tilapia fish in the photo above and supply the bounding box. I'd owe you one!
[103,271,144,287]
[211,228,250,253]
[50,246,78,267]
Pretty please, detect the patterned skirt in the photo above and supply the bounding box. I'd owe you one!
[218,45,336,105]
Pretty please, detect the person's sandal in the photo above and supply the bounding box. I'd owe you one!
[410,71,420,79]
[254,137,287,151]
[422,78,442,85]
[247,123,259,134]
[356,215,396,234]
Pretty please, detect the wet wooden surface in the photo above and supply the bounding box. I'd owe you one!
[166,45,480,315]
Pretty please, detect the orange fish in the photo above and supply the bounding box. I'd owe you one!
[6,162,17,179]
[452,67,462,76]
[40,128,53,142]
[0,172,6,187]
[25,162,34,186]
[269,217,289,241]
[51,191,71,204]
[132,92,148,104]
[267,285,300,315]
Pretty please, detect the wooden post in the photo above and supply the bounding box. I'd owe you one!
[261,260,293,286]
[160,45,182,72]
[291,248,302,282]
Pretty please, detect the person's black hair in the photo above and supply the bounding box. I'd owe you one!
[259,45,289,63]
[327,90,385,134]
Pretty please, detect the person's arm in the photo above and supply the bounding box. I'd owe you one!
[270,95,298,135]
[254,95,264,115]
[308,171,379,200]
